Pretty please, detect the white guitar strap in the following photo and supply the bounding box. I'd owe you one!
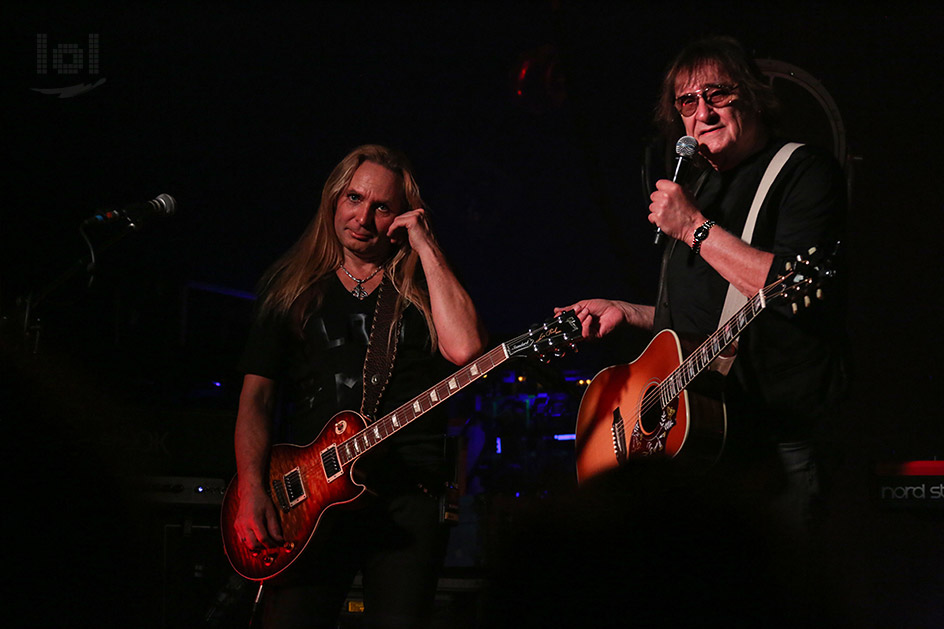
[718,142,804,328]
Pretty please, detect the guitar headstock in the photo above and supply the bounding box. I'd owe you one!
[770,242,840,314]
[505,310,582,361]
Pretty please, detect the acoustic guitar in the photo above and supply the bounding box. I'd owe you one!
[574,249,835,483]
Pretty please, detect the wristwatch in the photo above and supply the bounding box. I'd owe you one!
[692,219,716,256]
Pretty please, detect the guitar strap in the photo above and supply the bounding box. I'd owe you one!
[717,142,804,328]
[359,275,453,519]
[360,273,401,422]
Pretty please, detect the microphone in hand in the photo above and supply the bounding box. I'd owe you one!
[654,136,697,245]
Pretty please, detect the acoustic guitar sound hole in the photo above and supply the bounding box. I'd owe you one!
[639,384,663,435]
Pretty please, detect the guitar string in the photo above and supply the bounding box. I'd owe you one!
[337,328,529,465]
[634,283,778,420]
[338,316,578,463]
[635,269,810,420]
[644,291,763,414]
[361,346,502,449]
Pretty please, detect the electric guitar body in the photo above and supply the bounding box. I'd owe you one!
[220,411,370,581]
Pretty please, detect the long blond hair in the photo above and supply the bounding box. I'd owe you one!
[257,144,438,350]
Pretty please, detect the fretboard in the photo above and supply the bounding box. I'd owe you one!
[336,343,510,466]
[658,288,768,408]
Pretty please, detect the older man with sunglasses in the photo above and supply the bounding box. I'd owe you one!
[560,36,848,556]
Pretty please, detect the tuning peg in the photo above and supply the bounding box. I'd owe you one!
[815,288,823,300]
[785,261,793,271]
[803,295,812,308]
[791,303,799,315]
[807,246,817,256]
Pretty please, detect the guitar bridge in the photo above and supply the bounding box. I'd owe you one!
[611,407,627,464]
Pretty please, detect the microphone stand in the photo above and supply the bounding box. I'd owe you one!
[17,222,136,355]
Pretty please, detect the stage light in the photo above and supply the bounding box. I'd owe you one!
[511,44,566,114]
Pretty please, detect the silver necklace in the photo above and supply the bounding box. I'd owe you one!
[340,265,382,300]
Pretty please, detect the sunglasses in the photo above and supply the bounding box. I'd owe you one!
[674,84,739,117]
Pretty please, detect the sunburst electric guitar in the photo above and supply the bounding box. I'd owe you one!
[574,249,835,483]
[221,311,581,580]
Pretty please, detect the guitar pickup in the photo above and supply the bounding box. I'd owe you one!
[321,445,343,483]
[271,478,289,512]
[272,467,307,513]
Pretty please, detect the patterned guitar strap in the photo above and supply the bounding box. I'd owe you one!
[360,273,401,422]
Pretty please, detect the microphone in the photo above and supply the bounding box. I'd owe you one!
[82,194,177,229]
[653,136,698,245]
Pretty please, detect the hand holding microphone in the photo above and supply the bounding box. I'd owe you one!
[653,136,697,245]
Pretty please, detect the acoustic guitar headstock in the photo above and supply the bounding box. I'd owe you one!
[775,242,840,314]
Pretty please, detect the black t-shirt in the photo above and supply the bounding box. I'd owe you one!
[238,274,453,478]
[656,140,848,444]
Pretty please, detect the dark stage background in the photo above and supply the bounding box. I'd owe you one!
[3,2,942,627]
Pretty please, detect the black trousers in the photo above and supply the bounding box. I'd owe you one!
[261,490,450,629]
